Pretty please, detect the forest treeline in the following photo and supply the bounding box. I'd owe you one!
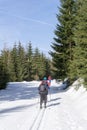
[0,42,52,89]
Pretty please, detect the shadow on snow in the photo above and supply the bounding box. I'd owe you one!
[0,103,38,116]
[47,97,61,108]
[0,83,67,102]
[0,83,39,101]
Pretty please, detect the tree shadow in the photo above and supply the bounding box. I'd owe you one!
[0,82,39,102]
[49,97,61,102]
[47,97,61,108]
[47,102,60,107]
[0,82,67,102]
[0,103,37,116]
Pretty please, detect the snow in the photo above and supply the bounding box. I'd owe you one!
[0,79,87,130]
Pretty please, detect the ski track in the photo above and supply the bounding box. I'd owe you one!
[29,108,45,130]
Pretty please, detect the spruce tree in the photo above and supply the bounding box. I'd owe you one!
[38,53,47,79]
[2,49,15,82]
[25,42,34,81]
[0,51,9,89]
[33,48,46,80]
[50,0,76,80]
[45,58,51,77]
[71,0,87,85]
[17,42,26,81]
[11,43,19,81]
[33,48,41,80]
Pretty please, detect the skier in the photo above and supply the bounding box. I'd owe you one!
[47,75,52,101]
[38,77,49,109]
[47,75,51,87]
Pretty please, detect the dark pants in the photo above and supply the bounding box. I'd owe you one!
[40,93,47,108]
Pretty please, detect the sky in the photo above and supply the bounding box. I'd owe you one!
[0,0,60,57]
[0,79,87,130]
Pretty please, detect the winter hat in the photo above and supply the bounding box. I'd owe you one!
[43,77,47,80]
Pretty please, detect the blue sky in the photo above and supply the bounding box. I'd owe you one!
[0,0,60,57]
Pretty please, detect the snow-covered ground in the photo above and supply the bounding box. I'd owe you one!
[0,79,87,130]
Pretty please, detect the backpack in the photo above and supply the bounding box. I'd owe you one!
[39,82,48,95]
[39,85,46,92]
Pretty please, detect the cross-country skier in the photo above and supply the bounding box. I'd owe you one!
[38,77,49,109]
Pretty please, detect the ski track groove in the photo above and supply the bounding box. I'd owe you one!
[29,108,45,130]
[36,109,45,130]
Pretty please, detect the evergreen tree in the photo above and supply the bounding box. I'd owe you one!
[0,51,9,89]
[71,0,87,85]
[33,47,41,80]
[50,0,76,80]
[8,54,16,82]
[38,53,47,79]
[45,58,51,77]
[17,42,26,81]
[25,42,34,81]
[33,48,51,80]
[11,43,19,81]
[33,48,46,80]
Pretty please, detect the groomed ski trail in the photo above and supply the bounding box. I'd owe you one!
[0,82,87,130]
